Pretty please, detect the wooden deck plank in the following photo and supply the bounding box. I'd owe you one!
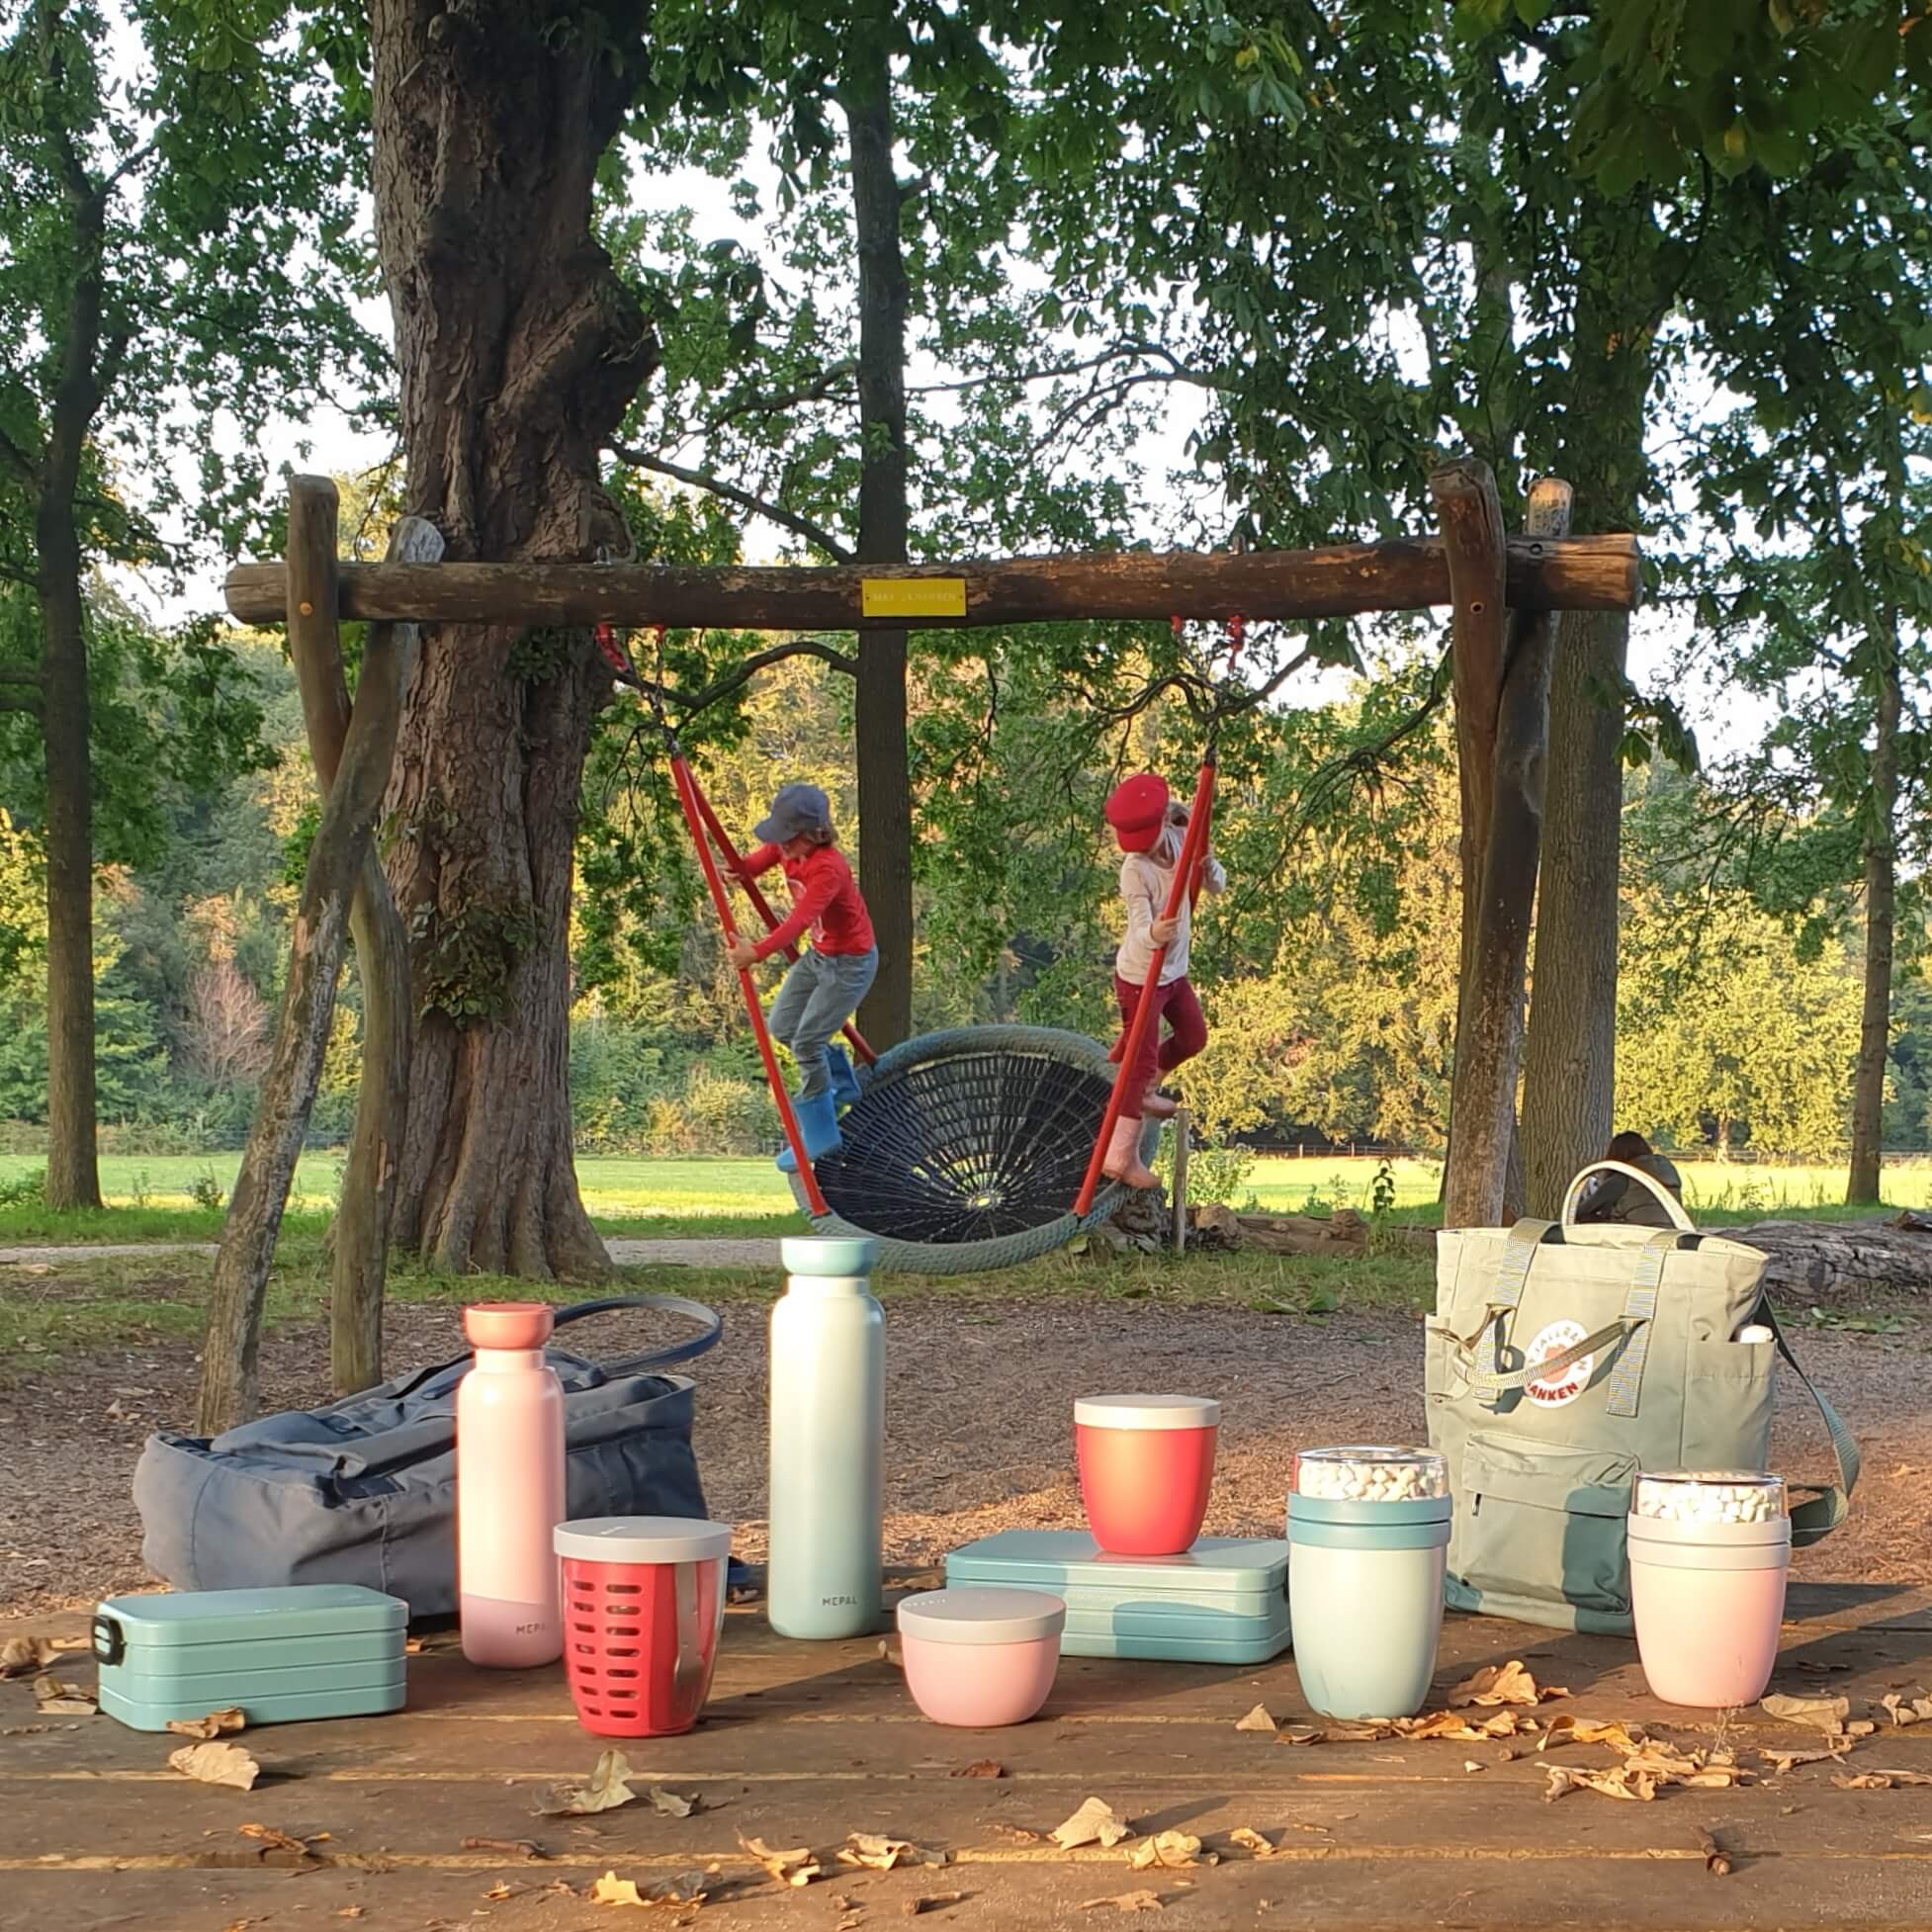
[3,1585,1928,1929]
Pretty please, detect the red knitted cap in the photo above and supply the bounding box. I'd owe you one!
[1105,773,1171,852]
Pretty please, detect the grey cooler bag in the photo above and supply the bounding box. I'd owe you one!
[1427,1162,1858,1633]
[134,1294,721,1618]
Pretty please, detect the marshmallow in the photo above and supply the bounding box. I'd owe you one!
[1295,1449,1449,1502]
[1634,1472,1784,1525]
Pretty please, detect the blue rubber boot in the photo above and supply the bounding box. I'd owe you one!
[826,1045,863,1111]
[776,1088,843,1174]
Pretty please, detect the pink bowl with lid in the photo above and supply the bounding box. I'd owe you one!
[1075,1394,1219,1555]
[898,1587,1066,1727]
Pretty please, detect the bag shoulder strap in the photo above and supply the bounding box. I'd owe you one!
[550,1295,724,1373]
[1762,1300,1861,1546]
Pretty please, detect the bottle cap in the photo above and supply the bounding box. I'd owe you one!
[463,1302,555,1350]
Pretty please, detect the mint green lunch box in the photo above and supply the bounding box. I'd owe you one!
[93,1585,408,1731]
[946,1531,1291,1663]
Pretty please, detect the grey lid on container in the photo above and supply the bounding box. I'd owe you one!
[1074,1394,1220,1431]
[897,1586,1067,1644]
[555,1517,733,1564]
[93,1586,407,1644]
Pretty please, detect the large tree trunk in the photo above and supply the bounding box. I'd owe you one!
[38,499,99,1211]
[843,7,915,1049]
[1847,631,1901,1204]
[369,0,658,1278]
[1520,196,1656,1217]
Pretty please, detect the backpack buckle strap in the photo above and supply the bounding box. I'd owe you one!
[1602,1232,1678,1419]
[1479,1218,1557,1386]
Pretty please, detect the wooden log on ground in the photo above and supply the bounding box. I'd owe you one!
[223,533,1642,631]
[195,505,443,1436]
[1728,1217,1932,1302]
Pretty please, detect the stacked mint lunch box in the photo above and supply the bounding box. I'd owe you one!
[93,1586,409,1731]
[944,1531,1290,1663]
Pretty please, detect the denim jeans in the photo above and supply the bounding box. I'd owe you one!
[768,948,879,1098]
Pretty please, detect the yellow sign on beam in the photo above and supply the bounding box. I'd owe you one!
[860,576,968,619]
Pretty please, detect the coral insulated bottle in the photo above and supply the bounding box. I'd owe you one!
[458,1302,566,1667]
[767,1237,884,1639]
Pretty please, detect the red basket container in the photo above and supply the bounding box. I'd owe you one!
[554,1517,734,1737]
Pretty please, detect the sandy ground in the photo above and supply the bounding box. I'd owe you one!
[3,1290,1926,1619]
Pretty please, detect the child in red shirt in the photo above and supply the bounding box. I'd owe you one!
[727,782,878,1168]
[1101,772,1224,1189]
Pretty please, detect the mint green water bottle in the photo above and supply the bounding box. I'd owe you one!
[767,1236,884,1638]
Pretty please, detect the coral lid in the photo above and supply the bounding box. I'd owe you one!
[898,1587,1066,1645]
[1075,1394,1220,1431]
[463,1302,555,1350]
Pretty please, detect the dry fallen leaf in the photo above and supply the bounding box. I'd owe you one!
[877,1640,903,1669]
[1537,1716,1648,1757]
[1761,1693,1852,1734]
[1079,1891,1164,1913]
[1053,1798,1132,1851]
[0,1635,60,1679]
[590,1871,650,1907]
[1126,1831,1202,1871]
[903,1892,966,1915]
[1759,1744,1848,1774]
[1227,1827,1279,1859]
[238,1822,320,1860]
[32,1675,96,1715]
[462,1836,549,1861]
[483,1881,516,1901]
[740,1833,822,1888]
[1234,1703,1277,1734]
[167,1708,246,1741]
[949,1760,1005,1779]
[1542,1764,1657,1802]
[649,1786,698,1819]
[1881,1693,1932,1727]
[839,1834,951,1873]
[1696,1827,1732,1877]
[1448,1660,1565,1707]
[334,1909,365,1920]
[168,1741,261,1791]
[549,1750,640,1816]
[1832,1769,1932,1790]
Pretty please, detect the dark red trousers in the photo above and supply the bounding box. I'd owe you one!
[1113,974,1208,1116]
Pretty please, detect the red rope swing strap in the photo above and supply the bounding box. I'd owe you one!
[1071,756,1217,1217]
[667,752,832,1218]
[594,619,833,1215]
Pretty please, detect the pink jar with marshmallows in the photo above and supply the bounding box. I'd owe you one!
[1075,1394,1218,1554]
[1628,1472,1790,1709]
[897,1587,1065,1727]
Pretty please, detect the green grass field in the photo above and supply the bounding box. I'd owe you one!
[1,1148,1926,1246]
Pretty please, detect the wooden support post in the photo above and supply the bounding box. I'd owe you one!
[1442,477,1573,1230]
[1172,1107,1190,1256]
[196,491,443,1434]
[223,533,1642,631]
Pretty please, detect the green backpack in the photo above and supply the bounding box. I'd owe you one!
[1426,1162,1859,1634]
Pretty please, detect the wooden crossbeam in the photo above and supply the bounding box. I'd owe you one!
[224,533,1641,631]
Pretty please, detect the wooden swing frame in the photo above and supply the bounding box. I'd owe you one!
[196,461,1632,1431]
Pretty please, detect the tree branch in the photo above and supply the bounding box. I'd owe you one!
[650,634,859,719]
[702,359,858,432]
[609,441,854,561]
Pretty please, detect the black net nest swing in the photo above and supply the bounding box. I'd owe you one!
[783,1025,1162,1273]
